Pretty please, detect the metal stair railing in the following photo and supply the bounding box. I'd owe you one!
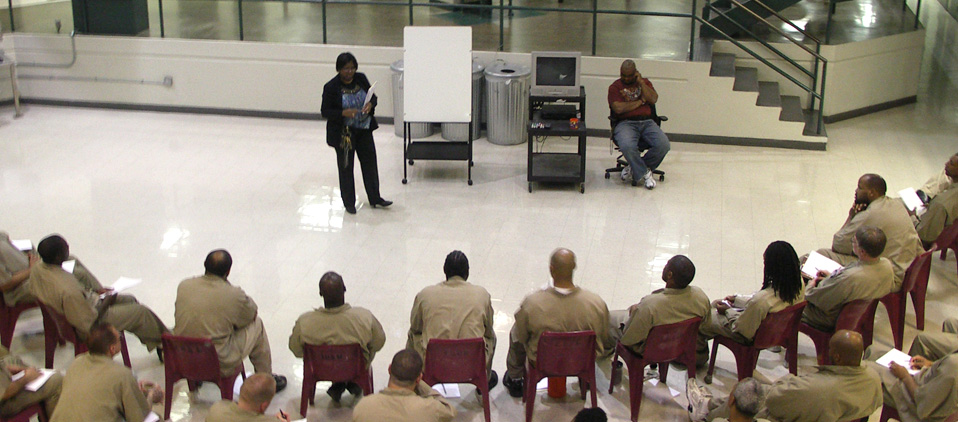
[703,0,827,134]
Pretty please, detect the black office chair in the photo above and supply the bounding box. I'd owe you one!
[605,104,667,186]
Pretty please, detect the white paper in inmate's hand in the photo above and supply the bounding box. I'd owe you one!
[801,251,842,279]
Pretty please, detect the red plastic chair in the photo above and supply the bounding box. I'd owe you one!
[301,343,373,417]
[0,403,48,422]
[799,299,879,365]
[162,333,247,421]
[421,338,490,422]
[610,317,702,422]
[38,303,130,369]
[705,302,806,383]
[935,221,958,271]
[524,331,598,422]
[0,300,38,349]
[879,403,958,422]
[881,249,934,348]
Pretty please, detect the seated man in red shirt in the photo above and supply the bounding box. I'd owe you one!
[608,59,670,190]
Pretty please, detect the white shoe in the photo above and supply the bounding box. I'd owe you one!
[621,165,632,182]
[687,378,712,422]
[642,169,657,190]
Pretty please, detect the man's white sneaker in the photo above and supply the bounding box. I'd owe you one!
[642,169,657,190]
[621,165,632,182]
[687,378,712,422]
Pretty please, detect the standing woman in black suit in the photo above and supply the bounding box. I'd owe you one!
[321,52,392,214]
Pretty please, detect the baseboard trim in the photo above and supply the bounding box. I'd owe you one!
[823,96,917,123]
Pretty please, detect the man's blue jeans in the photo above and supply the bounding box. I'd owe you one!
[613,119,670,177]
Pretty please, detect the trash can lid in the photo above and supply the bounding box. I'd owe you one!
[472,61,485,74]
[484,63,531,79]
[390,59,404,73]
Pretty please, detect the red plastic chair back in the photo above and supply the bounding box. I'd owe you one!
[934,221,958,258]
[535,331,598,377]
[421,338,490,422]
[751,302,807,349]
[300,343,374,417]
[0,299,38,349]
[162,333,246,421]
[162,334,224,381]
[906,249,936,331]
[643,317,703,363]
[38,302,130,369]
[422,337,486,385]
[834,298,880,348]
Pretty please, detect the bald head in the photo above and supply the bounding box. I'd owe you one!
[549,248,577,287]
[204,249,232,278]
[238,373,276,413]
[860,174,887,196]
[620,59,636,72]
[828,330,864,366]
[319,271,346,308]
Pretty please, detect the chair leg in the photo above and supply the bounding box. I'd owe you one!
[220,378,234,401]
[705,340,719,384]
[524,373,537,422]
[659,362,669,383]
[786,341,799,375]
[628,363,646,422]
[119,333,132,368]
[911,289,926,331]
[164,376,176,421]
[300,378,311,418]
[476,380,491,422]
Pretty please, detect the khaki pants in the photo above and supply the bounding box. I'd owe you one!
[909,318,958,361]
[102,295,169,351]
[218,317,272,377]
[0,372,62,418]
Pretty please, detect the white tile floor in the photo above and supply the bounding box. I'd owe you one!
[1,6,958,420]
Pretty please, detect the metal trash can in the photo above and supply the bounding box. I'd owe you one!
[390,59,433,139]
[441,60,484,142]
[484,62,530,145]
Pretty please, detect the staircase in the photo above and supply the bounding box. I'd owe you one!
[709,51,826,137]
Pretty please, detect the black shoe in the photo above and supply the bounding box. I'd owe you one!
[370,198,393,208]
[503,375,523,398]
[344,205,357,214]
[327,382,347,403]
[345,382,363,397]
[488,370,499,390]
[273,374,287,393]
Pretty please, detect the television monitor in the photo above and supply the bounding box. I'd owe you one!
[530,51,581,97]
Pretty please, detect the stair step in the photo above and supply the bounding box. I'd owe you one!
[779,95,804,122]
[710,53,736,77]
[756,81,781,107]
[803,109,827,136]
[733,67,759,92]
[692,38,715,62]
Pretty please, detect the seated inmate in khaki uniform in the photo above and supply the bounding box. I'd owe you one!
[51,324,157,422]
[502,248,611,398]
[814,173,923,290]
[29,235,168,353]
[407,250,497,388]
[915,154,958,248]
[352,349,456,422]
[289,271,385,402]
[802,226,895,331]
[0,344,61,419]
[910,318,958,361]
[174,249,286,391]
[866,350,958,422]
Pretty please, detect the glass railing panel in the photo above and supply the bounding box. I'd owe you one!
[147,0,241,40]
[2,0,74,34]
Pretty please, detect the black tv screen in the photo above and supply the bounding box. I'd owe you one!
[536,57,577,87]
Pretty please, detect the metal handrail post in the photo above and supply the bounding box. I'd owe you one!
[689,0,697,60]
[7,0,14,32]
[818,61,827,134]
[408,0,413,25]
[238,0,245,40]
[322,0,327,43]
[914,0,921,27]
[591,0,597,55]
[158,0,165,37]
[499,0,504,51]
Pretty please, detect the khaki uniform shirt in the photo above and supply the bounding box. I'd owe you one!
[513,287,611,363]
[406,277,496,367]
[728,286,805,340]
[50,353,151,422]
[0,233,33,307]
[920,169,957,199]
[174,274,258,366]
[764,365,882,422]
[918,185,958,244]
[352,381,456,422]
[802,258,895,331]
[871,354,958,422]
[831,196,924,288]
[207,401,276,422]
[29,262,98,336]
[288,303,386,365]
[621,286,711,354]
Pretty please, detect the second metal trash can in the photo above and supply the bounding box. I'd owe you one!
[390,59,433,139]
[441,60,485,142]
[484,62,530,146]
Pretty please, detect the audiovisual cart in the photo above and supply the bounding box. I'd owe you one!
[527,86,587,193]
